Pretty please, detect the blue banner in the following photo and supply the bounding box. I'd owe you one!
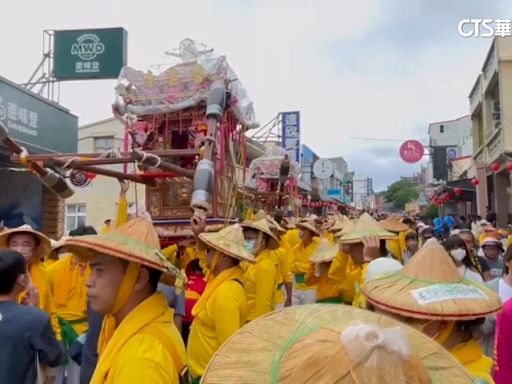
[281,111,300,163]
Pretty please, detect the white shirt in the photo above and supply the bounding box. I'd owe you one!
[498,278,512,303]
[457,265,484,284]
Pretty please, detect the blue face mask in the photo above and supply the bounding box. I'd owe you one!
[245,239,256,252]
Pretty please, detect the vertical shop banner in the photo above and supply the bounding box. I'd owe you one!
[281,111,300,163]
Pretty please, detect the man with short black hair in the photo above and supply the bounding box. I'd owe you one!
[0,250,63,384]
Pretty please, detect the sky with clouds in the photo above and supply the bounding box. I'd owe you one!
[2,0,512,190]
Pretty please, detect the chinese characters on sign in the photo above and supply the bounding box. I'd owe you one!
[75,60,101,74]
[53,28,128,80]
[281,111,300,163]
[0,95,39,137]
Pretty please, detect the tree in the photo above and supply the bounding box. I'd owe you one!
[383,179,420,211]
[421,204,439,220]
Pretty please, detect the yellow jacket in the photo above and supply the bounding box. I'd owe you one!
[19,262,61,340]
[243,249,279,321]
[450,339,495,384]
[273,246,292,304]
[187,266,247,379]
[292,237,320,290]
[327,251,368,307]
[386,238,402,263]
[306,262,341,301]
[285,229,300,249]
[47,253,90,335]
[92,292,185,384]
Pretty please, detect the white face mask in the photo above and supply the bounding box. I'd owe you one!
[450,249,466,262]
[245,239,256,252]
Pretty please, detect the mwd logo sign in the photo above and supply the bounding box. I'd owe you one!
[53,28,127,80]
[71,34,105,61]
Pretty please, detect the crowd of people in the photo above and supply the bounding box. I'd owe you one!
[1,185,511,383]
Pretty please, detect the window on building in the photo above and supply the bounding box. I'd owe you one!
[65,204,86,233]
[94,136,114,153]
[439,125,444,133]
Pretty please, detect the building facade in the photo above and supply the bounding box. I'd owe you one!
[426,115,472,185]
[65,117,141,232]
[469,36,512,225]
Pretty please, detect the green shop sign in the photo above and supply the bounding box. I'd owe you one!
[0,76,77,153]
[53,27,128,80]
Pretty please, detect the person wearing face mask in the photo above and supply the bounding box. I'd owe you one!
[241,218,280,321]
[188,217,255,383]
[363,242,502,383]
[443,235,485,284]
[291,219,321,305]
[0,224,61,341]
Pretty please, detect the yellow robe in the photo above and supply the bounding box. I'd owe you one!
[306,262,341,302]
[327,251,368,307]
[243,249,279,321]
[91,292,186,384]
[274,246,293,304]
[18,262,61,340]
[47,253,90,335]
[291,237,320,290]
[450,339,495,384]
[187,266,247,379]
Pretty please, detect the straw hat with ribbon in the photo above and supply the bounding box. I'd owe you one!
[241,218,280,250]
[201,304,474,384]
[65,217,187,289]
[363,243,502,320]
[296,218,320,236]
[0,224,52,262]
[198,224,255,263]
[309,238,339,264]
[338,213,397,244]
[378,216,409,233]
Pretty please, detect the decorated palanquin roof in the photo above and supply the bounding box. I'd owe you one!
[113,38,259,129]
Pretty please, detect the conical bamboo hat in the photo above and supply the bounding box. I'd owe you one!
[241,218,280,249]
[378,216,409,233]
[338,213,397,244]
[296,218,320,236]
[199,224,255,263]
[309,238,339,263]
[363,243,502,320]
[201,305,474,384]
[0,224,52,262]
[65,218,187,289]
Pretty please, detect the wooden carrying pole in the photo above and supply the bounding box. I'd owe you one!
[46,158,157,187]
[11,148,200,162]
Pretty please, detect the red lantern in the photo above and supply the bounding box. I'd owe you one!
[490,162,500,172]
[507,163,512,172]
[85,172,97,180]
[471,178,480,186]
[454,187,462,196]
[444,193,451,202]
